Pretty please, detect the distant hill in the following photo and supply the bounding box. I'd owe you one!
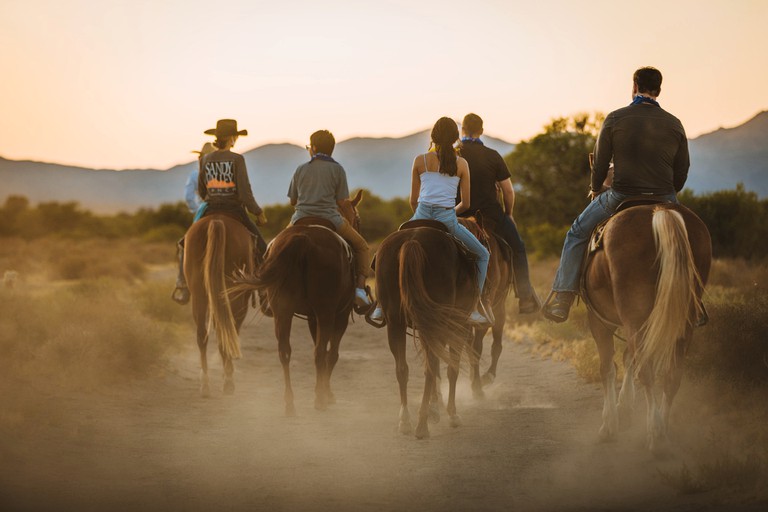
[0,131,514,213]
[1,114,765,214]
[687,110,768,196]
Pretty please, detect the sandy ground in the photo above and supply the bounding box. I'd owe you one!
[1,307,766,512]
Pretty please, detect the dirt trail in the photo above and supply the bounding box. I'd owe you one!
[1,310,765,512]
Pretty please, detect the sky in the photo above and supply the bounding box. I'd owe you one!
[0,0,766,170]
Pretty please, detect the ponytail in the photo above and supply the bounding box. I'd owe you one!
[430,117,459,177]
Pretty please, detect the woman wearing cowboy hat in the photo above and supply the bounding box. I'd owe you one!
[172,119,267,304]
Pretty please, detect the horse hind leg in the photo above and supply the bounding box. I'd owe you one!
[324,311,350,406]
[590,313,619,441]
[482,300,506,386]
[416,351,439,440]
[275,313,295,416]
[218,343,235,395]
[638,363,665,453]
[661,335,690,438]
[313,317,334,411]
[617,345,636,431]
[469,327,487,399]
[447,341,463,428]
[388,320,411,435]
[194,306,211,398]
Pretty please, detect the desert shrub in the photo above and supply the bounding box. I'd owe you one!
[520,222,569,259]
[142,224,186,243]
[135,279,191,324]
[0,279,186,389]
[48,241,148,281]
[687,296,768,388]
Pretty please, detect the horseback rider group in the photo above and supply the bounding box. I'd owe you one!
[173,66,697,328]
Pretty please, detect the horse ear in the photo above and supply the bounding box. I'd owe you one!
[351,189,363,207]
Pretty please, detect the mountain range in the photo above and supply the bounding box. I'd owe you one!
[1,112,766,214]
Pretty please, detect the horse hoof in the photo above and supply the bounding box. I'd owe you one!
[223,381,235,395]
[314,396,328,411]
[200,385,211,398]
[398,420,413,435]
[472,386,486,400]
[415,424,430,440]
[449,414,463,428]
[481,372,495,386]
[598,425,617,442]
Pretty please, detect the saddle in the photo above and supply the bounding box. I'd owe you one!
[294,216,337,231]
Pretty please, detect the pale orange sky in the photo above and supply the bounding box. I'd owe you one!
[0,0,766,170]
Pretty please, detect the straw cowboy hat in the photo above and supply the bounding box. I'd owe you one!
[204,119,248,137]
[191,142,216,156]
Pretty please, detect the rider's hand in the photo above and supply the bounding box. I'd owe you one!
[256,212,268,226]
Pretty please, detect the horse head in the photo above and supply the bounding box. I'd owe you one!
[338,189,363,232]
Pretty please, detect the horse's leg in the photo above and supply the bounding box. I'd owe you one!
[325,310,350,406]
[483,301,506,385]
[313,315,333,411]
[469,327,486,399]
[193,301,211,398]
[638,359,664,453]
[661,334,690,438]
[275,312,295,416]
[387,319,411,435]
[416,351,439,440]
[447,339,463,428]
[218,343,235,395]
[428,353,442,424]
[590,312,619,441]
[617,344,636,431]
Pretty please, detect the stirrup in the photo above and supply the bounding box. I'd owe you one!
[365,301,386,328]
[353,285,374,315]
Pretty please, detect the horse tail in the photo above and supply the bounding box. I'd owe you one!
[203,219,241,360]
[255,233,309,302]
[636,207,704,377]
[398,240,467,371]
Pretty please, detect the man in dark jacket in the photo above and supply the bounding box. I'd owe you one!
[458,113,540,314]
[543,67,689,322]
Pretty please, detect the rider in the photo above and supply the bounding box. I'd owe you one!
[287,129,372,309]
[171,119,268,304]
[184,142,216,214]
[457,113,541,314]
[542,66,689,322]
[370,117,492,326]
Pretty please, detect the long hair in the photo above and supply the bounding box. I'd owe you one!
[430,117,459,177]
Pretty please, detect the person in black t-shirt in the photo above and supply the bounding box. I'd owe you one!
[458,113,541,314]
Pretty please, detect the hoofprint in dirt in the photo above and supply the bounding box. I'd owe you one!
[1,311,765,512]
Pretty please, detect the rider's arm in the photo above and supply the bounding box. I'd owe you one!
[455,158,471,215]
[591,115,613,193]
[498,178,515,217]
[409,156,421,212]
[672,131,690,192]
[236,155,263,216]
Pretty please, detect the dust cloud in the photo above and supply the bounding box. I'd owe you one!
[1,307,766,512]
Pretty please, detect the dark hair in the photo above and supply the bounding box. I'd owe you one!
[462,113,483,136]
[633,66,662,96]
[213,135,236,150]
[430,117,459,177]
[310,130,335,155]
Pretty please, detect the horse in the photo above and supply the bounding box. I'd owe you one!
[582,202,711,452]
[375,221,478,439]
[184,213,256,397]
[458,216,514,398]
[234,190,365,415]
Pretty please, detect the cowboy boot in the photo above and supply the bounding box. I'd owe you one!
[171,243,190,305]
[542,291,576,323]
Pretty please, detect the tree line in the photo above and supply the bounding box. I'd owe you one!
[2,114,765,259]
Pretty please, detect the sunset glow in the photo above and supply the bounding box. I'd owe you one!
[0,0,766,170]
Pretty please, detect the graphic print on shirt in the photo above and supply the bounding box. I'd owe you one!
[204,160,237,197]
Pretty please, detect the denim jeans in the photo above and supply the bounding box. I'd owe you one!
[495,213,534,299]
[411,202,489,293]
[552,189,678,293]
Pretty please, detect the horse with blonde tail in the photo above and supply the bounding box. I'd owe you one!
[583,203,711,452]
[185,214,255,397]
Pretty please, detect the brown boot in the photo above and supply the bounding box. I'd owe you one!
[171,243,190,305]
[542,291,575,323]
[518,290,542,314]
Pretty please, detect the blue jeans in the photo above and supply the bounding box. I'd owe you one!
[411,203,489,294]
[496,213,535,299]
[552,189,678,292]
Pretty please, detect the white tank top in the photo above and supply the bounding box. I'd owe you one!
[418,154,459,208]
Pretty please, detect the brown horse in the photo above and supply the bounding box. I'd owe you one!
[184,213,255,397]
[235,191,364,415]
[582,203,711,452]
[375,222,477,439]
[458,217,514,398]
